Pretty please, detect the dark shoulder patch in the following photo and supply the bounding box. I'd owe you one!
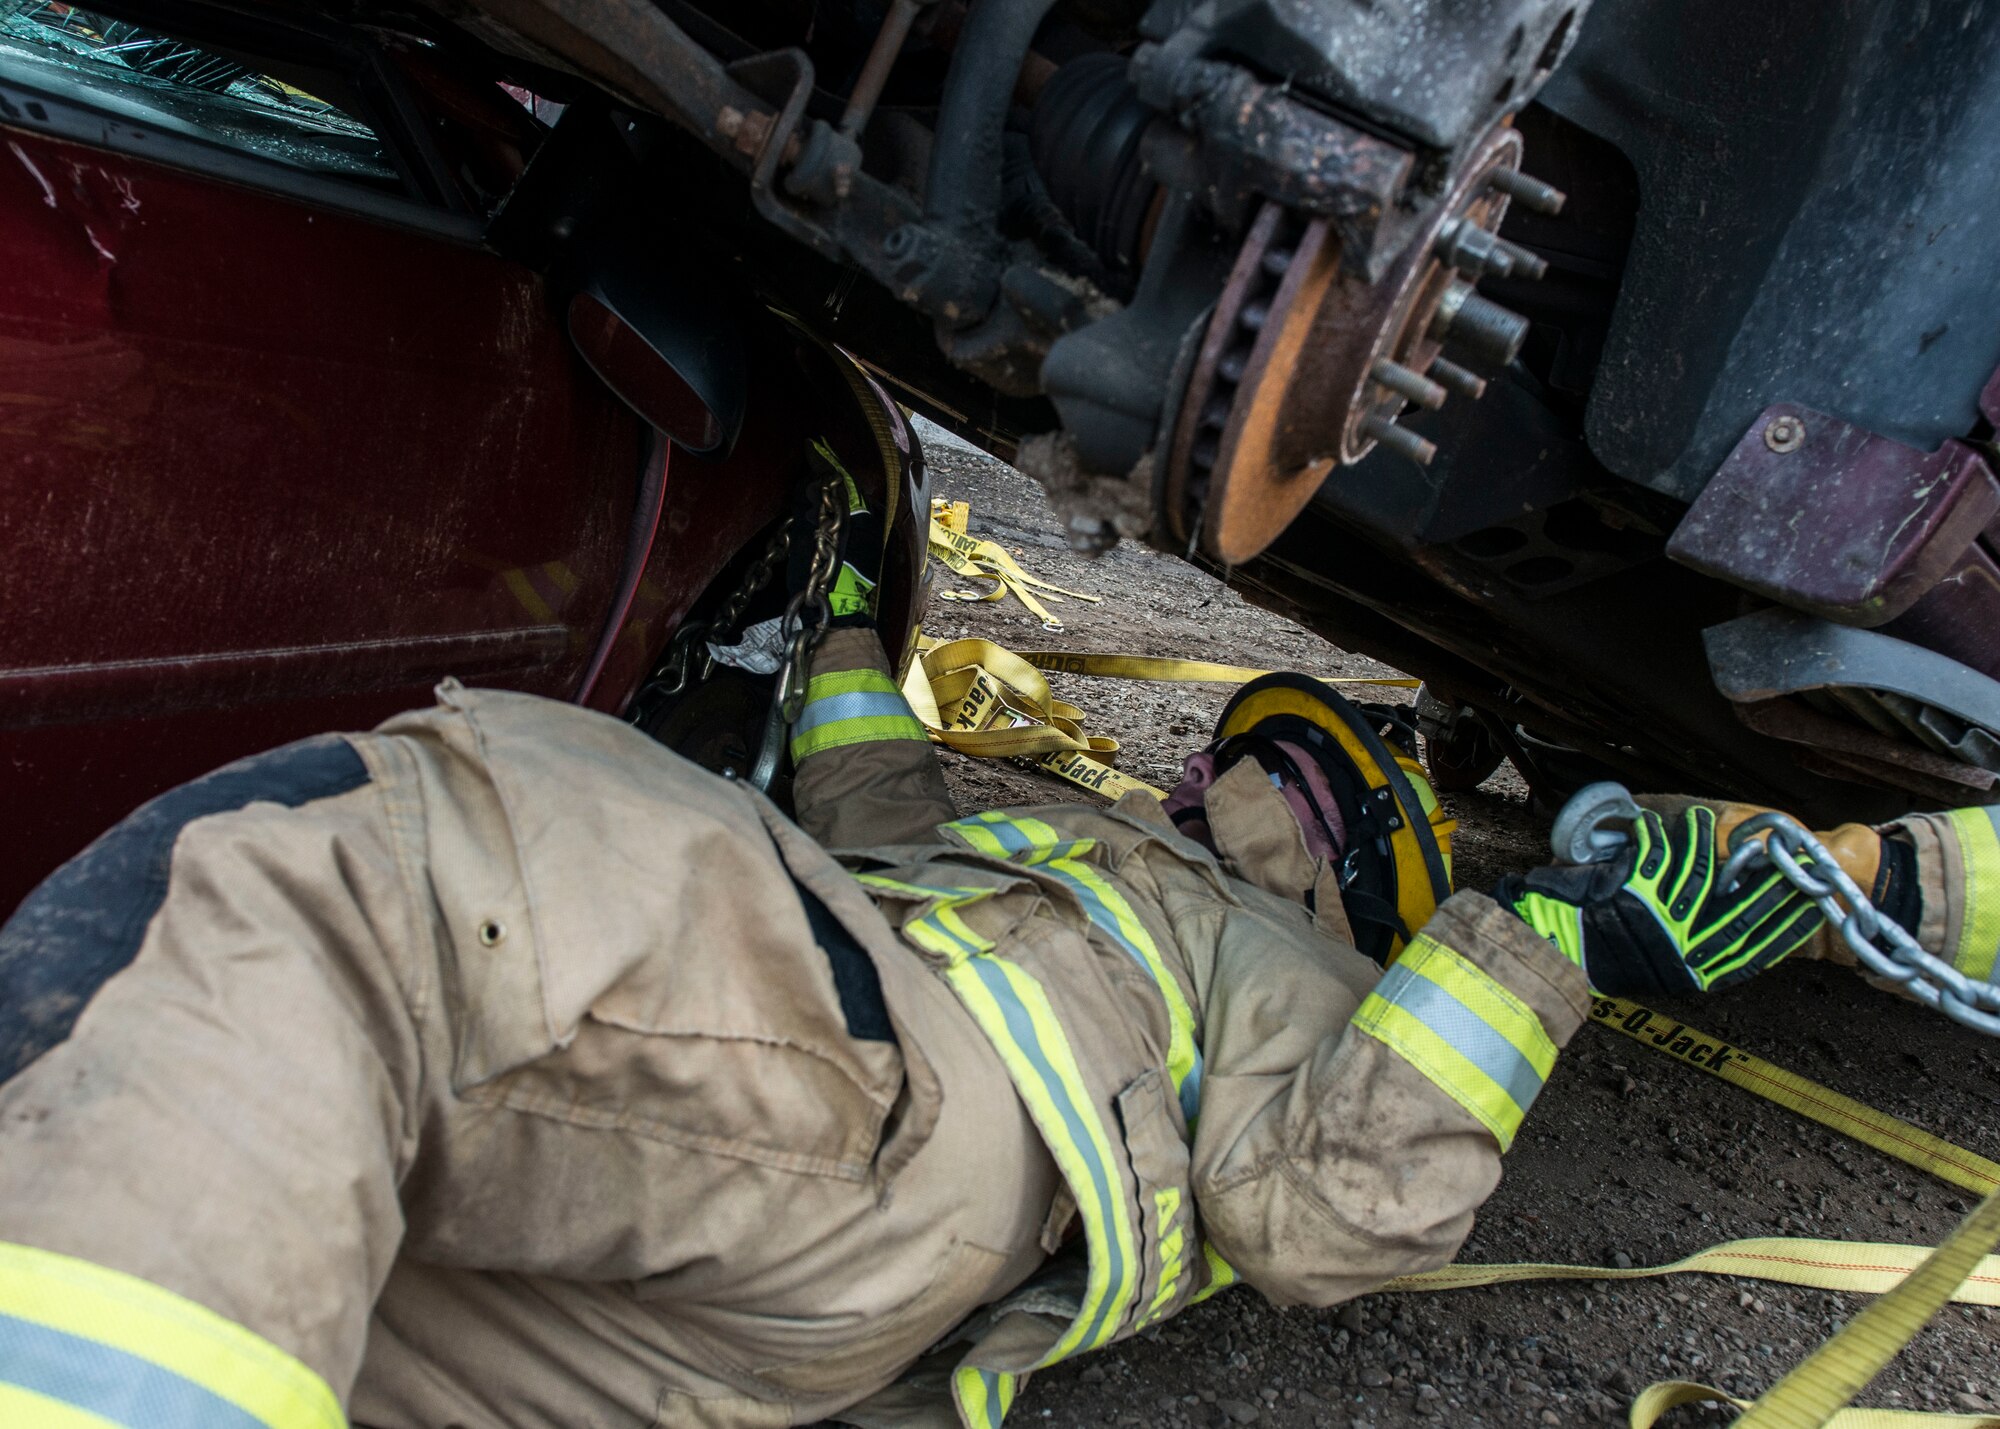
[792,878,896,1045]
[1,736,370,1082]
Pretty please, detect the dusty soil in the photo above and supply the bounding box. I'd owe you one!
[909,423,2000,1429]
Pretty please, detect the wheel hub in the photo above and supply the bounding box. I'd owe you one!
[1162,125,1558,565]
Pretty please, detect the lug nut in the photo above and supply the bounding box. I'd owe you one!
[1428,356,1488,400]
[1434,218,1513,278]
[1260,247,1295,276]
[1362,414,1437,465]
[1488,167,1567,215]
[1239,301,1269,332]
[1372,358,1447,411]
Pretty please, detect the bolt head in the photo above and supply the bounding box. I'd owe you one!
[1764,415,1807,454]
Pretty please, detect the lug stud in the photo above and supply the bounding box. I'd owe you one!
[1372,358,1447,411]
[1493,237,1548,281]
[1433,286,1531,367]
[1362,414,1438,465]
[1428,356,1489,400]
[1488,167,1566,214]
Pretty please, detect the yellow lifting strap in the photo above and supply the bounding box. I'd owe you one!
[1374,997,2000,1428]
[927,503,1103,632]
[898,635,1416,802]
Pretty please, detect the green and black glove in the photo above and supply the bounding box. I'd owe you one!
[1495,804,1826,994]
[788,437,885,628]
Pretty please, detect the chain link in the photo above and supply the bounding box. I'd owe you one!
[626,466,845,788]
[625,510,797,731]
[775,470,847,723]
[1718,812,2000,1036]
[745,470,846,788]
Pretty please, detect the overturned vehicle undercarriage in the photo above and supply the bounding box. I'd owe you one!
[442,0,2000,821]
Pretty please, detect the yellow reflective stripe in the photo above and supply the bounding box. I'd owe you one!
[950,818,1014,859]
[1353,935,1556,1151]
[946,813,1205,1123]
[801,667,902,701]
[953,1365,1018,1428]
[1946,808,2000,983]
[790,669,926,761]
[0,1382,123,1429]
[855,875,1000,962]
[854,873,957,900]
[942,955,1139,1360]
[1399,936,1557,1079]
[1144,1189,1186,1323]
[1190,1243,1241,1306]
[0,1244,342,1429]
[791,713,927,761]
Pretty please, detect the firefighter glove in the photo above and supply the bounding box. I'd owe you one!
[789,438,884,628]
[1496,804,1825,994]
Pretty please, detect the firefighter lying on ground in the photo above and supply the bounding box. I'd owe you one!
[0,446,1990,1429]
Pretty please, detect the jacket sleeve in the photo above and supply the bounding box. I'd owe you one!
[789,626,958,848]
[1188,888,1590,1306]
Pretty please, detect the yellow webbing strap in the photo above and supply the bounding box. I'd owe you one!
[1014,648,1418,689]
[1591,998,2000,1196]
[1633,1382,2000,1429]
[1734,1186,2000,1428]
[1371,998,2000,1427]
[1384,1234,2000,1304]
[928,516,1102,632]
[901,636,1167,800]
[1627,1186,2000,1429]
[896,634,1414,803]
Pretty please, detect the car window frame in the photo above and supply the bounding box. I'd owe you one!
[0,0,486,243]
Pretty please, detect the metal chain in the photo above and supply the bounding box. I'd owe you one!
[746,469,847,788]
[1719,812,2000,1036]
[625,517,796,729]
[627,467,845,789]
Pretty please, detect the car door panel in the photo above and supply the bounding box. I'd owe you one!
[0,123,646,913]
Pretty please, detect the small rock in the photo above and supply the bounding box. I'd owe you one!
[1541,1413,1562,1427]
[1258,1386,1280,1404]
[1337,1305,1366,1333]
[1080,1365,1106,1384]
[1360,1366,1393,1388]
[1611,1251,1634,1270]
[1218,1399,1261,1425]
[1954,1393,1993,1413]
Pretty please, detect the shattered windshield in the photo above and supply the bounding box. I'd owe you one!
[0,1,396,181]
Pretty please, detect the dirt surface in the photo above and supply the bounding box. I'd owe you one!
[909,422,2000,1429]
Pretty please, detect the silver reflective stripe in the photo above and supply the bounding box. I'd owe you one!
[1372,962,1544,1114]
[791,690,914,736]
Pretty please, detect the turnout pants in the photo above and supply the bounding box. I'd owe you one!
[0,630,1588,1428]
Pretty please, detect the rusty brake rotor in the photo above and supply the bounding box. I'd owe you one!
[1163,124,1557,566]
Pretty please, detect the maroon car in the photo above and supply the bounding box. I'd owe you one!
[0,0,924,918]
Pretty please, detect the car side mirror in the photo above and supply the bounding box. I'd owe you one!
[566,241,748,457]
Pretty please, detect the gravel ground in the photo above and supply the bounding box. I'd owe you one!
[907,423,2000,1429]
